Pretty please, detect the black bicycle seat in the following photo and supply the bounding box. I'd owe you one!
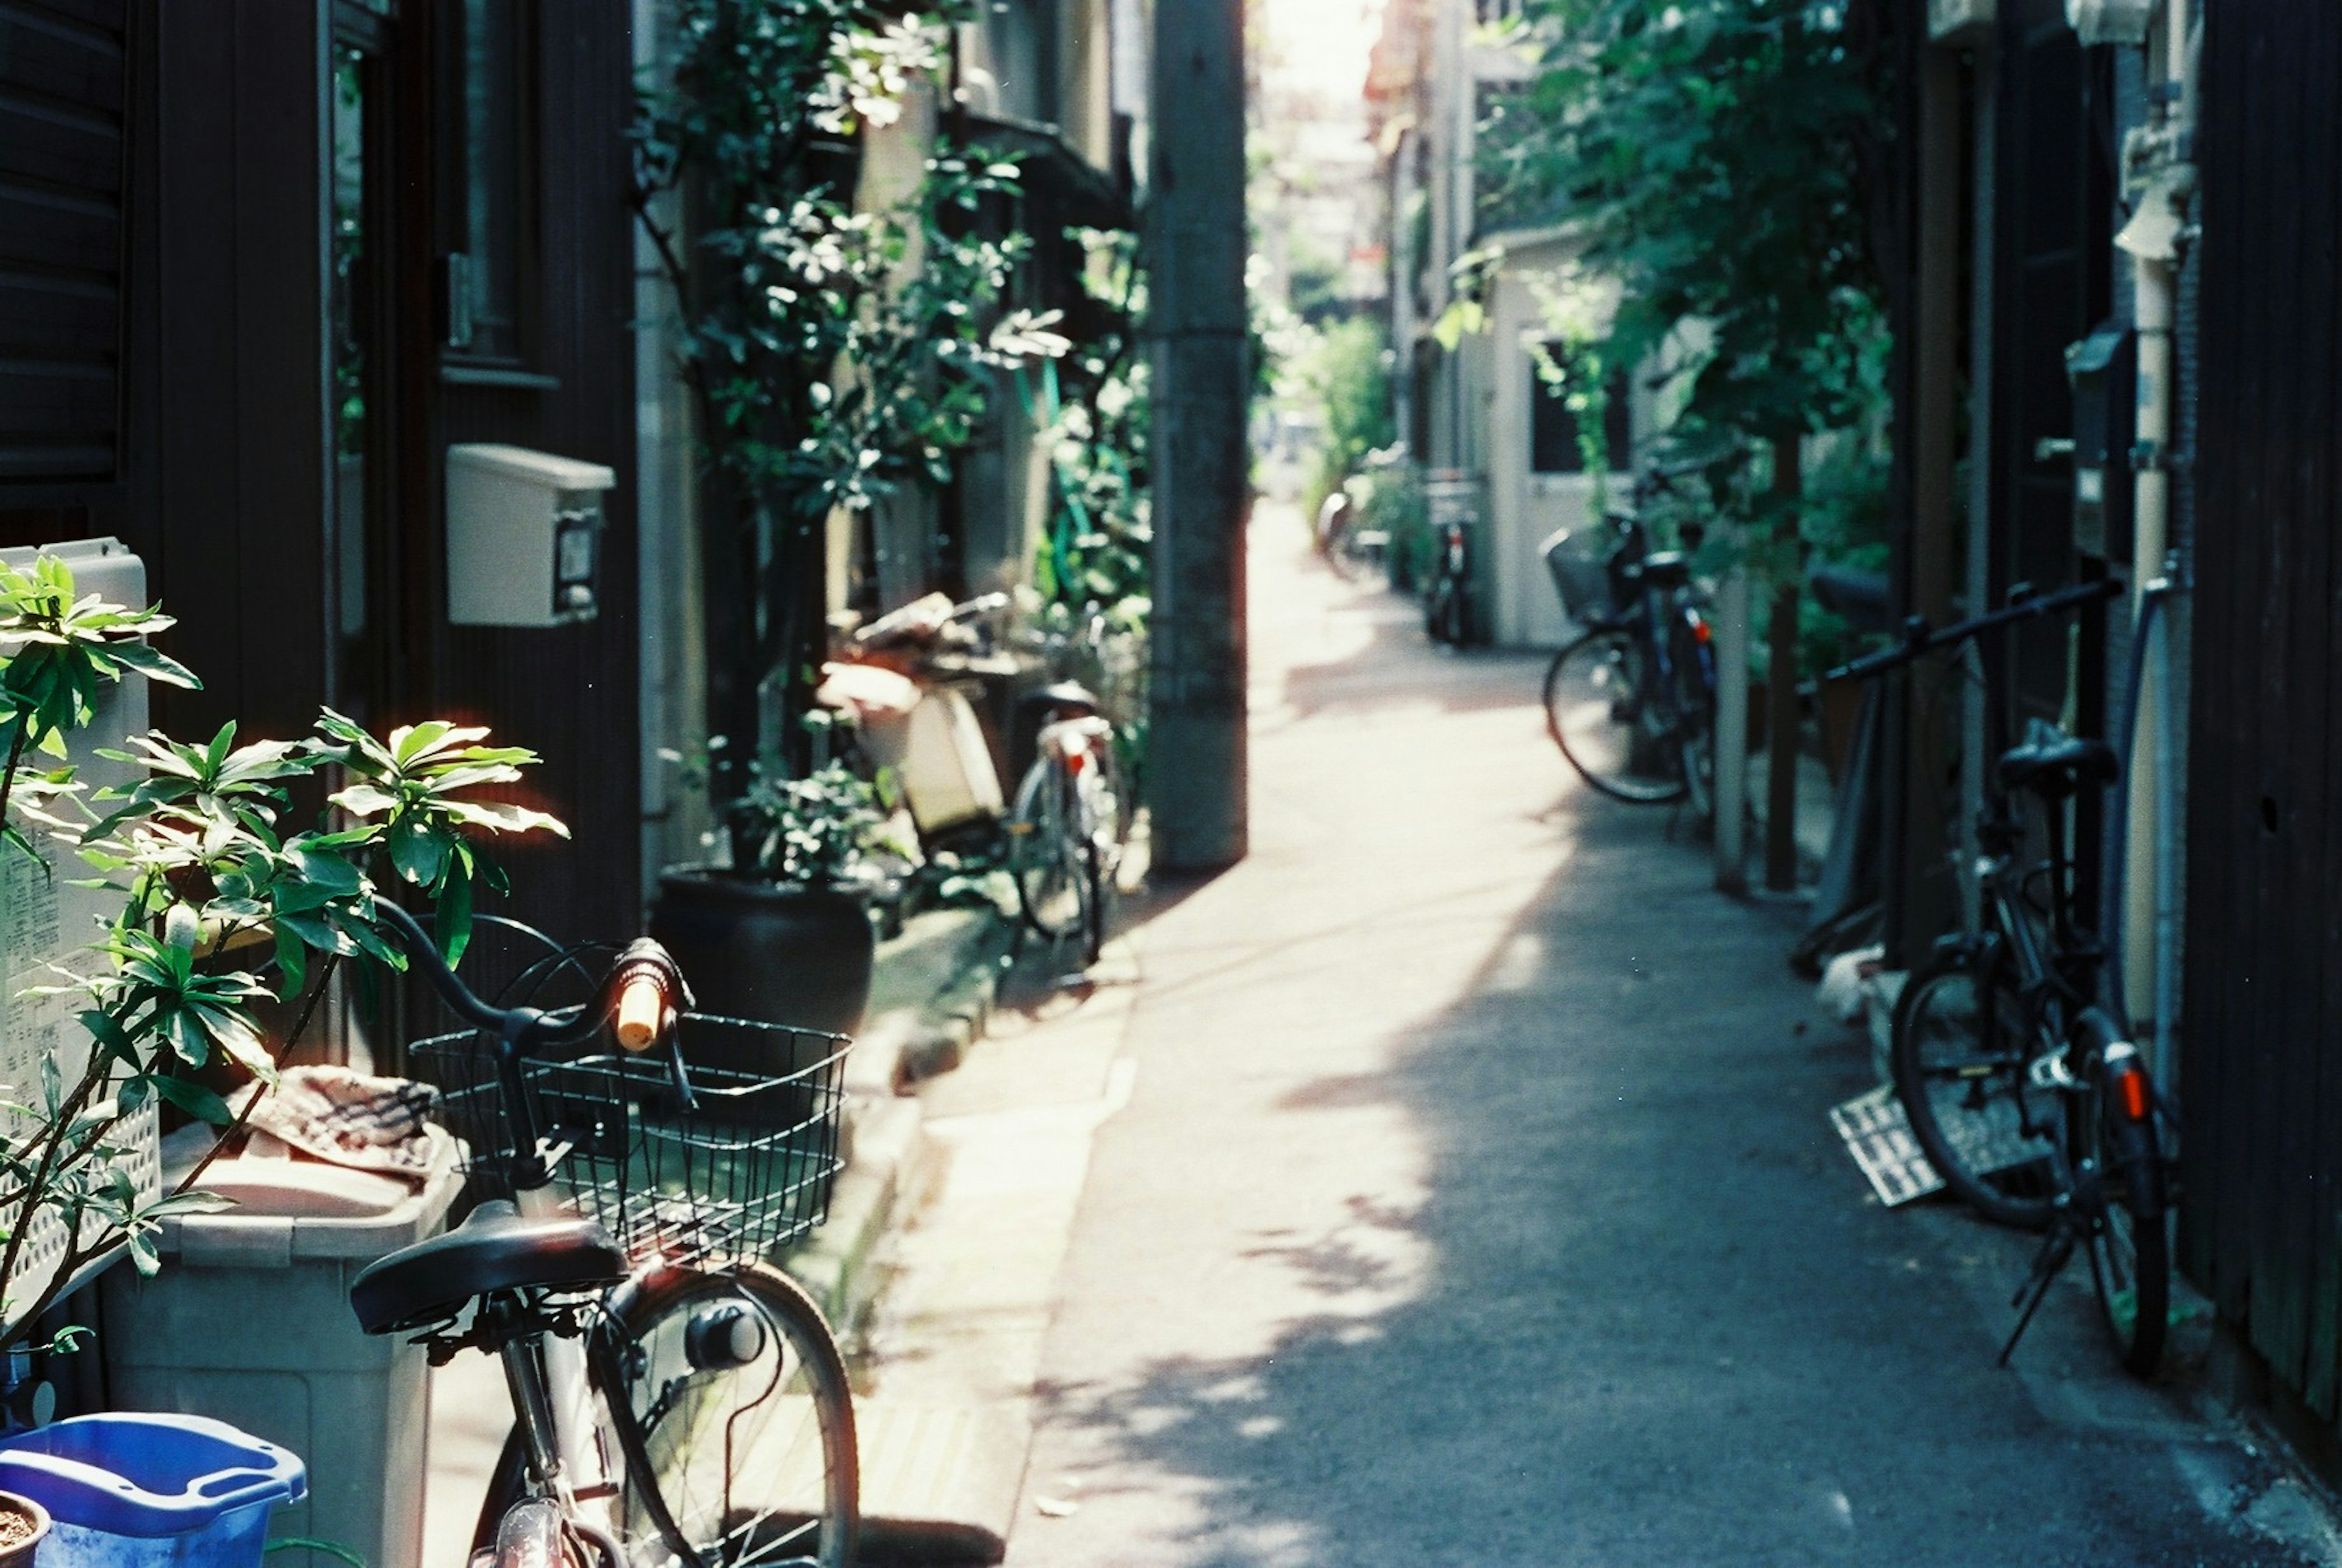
[1020,680,1101,717]
[1624,551,1692,590]
[1997,733,2116,799]
[349,1199,628,1336]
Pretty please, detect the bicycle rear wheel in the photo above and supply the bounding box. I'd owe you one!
[600,1262,859,1567]
[2076,1078,2171,1376]
[1890,952,2063,1230]
[1544,630,1686,804]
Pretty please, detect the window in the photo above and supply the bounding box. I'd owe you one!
[1530,356,1631,475]
[442,0,531,361]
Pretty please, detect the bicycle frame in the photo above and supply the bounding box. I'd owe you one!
[367,903,672,1567]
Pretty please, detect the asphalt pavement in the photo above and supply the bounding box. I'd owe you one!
[866,504,2337,1568]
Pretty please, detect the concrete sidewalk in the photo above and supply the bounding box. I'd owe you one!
[864,507,2338,1567]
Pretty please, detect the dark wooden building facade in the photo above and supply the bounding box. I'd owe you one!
[2181,0,2342,1464]
[0,0,644,996]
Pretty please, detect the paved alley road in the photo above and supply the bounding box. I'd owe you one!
[988,509,2332,1568]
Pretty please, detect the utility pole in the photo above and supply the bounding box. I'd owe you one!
[1147,0,1249,872]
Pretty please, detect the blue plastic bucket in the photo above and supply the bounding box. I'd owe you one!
[0,1414,306,1567]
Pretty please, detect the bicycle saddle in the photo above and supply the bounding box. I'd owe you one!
[1997,732,2116,799]
[1020,680,1101,717]
[349,1199,628,1336]
[1624,551,1691,590]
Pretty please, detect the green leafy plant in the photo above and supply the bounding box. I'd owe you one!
[0,559,563,1348]
[728,760,891,889]
[631,0,1065,782]
[1471,0,1891,660]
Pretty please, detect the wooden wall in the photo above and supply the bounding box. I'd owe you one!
[2183,0,2342,1435]
[2,0,643,1026]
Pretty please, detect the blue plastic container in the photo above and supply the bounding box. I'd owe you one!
[0,1414,306,1568]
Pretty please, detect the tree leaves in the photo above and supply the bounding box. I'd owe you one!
[1480,0,1888,457]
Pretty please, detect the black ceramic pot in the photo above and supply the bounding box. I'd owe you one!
[649,867,877,1057]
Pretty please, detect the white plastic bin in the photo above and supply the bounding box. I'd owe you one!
[100,1133,462,1568]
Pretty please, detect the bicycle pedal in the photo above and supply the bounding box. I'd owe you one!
[2028,1053,2080,1092]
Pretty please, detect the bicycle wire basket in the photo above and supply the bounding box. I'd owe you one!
[409,1013,851,1271]
[1542,526,1617,626]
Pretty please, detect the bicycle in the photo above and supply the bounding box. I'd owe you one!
[1005,607,1129,972]
[1422,513,1474,646]
[1829,576,2173,1376]
[1539,475,1716,819]
[1312,484,1386,583]
[344,901,858,1567]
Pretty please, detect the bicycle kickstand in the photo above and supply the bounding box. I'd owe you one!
[1999,1214,2079,1367]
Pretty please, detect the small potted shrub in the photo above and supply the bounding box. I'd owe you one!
[650,740,902,1047]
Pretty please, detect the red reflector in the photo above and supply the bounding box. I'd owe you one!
[2119,1069,2149,1122]
[1691,616,1712,645]
[1067,747,1088,774]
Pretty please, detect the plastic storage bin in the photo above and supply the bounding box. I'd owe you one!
[101,1133,462,1568]
[0,1412,304,1568]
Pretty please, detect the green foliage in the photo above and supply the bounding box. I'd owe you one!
[1034,229,1151,614]
[1355,453,1430,588]
[0,558,562,1347]
[632,0,1064,767]
[1478,0,1887,490]
[728,761,890,889]
[1311,317,1396,478]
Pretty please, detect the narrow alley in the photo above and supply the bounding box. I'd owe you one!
[870,506,2337,1568]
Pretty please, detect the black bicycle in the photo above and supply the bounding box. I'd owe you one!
[346,903,858,1566]
[1541,475,1716,817]
[1830,578,2173,1376]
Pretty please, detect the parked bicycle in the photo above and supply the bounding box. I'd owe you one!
[1005,606,1130,972]
[1539,467,1716,819]
[346,902,858,1567]
[1828,576,2172,1376]
[826,590,1128,973]
[1312,485,1386,582]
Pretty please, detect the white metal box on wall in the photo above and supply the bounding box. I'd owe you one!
[445,444,616,627]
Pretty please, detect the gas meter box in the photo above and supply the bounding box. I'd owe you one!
[445,444,615,627]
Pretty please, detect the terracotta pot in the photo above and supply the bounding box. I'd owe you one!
[649,867,877,1055]
[0,1489,49,1568]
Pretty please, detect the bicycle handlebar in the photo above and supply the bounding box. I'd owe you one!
[1824,577,2122,683]
[371,901,700,1172]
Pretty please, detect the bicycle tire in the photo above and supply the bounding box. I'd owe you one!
[1322,526,1367,582]
[1009,756,1087,940]
[1666,617,1717,823]
[2076,1081,2171,1376]
[1543,630,1688,804]
[600,1262,859,1568]
[1890,951,2063,1230]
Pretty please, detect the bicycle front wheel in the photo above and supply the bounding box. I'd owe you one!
[600,1262,859,1568]
[1544,631,1686,804]
[1890,953,2063,1230]
[2076,1079,2171,1377]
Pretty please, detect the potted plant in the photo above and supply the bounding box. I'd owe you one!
[0,553,564,1350]
[650,738,901,1045]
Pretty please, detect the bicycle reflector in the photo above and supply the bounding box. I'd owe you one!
[1689,612,1712,645]
[2104,1041,2152,1122]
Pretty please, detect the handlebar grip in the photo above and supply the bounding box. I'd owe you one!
[615,973,669,1052]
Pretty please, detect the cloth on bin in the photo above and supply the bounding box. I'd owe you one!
[224,1067,440,1181]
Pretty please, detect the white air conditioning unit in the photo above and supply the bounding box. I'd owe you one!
[0,539,163,1327]
[1930,0,1994,43]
